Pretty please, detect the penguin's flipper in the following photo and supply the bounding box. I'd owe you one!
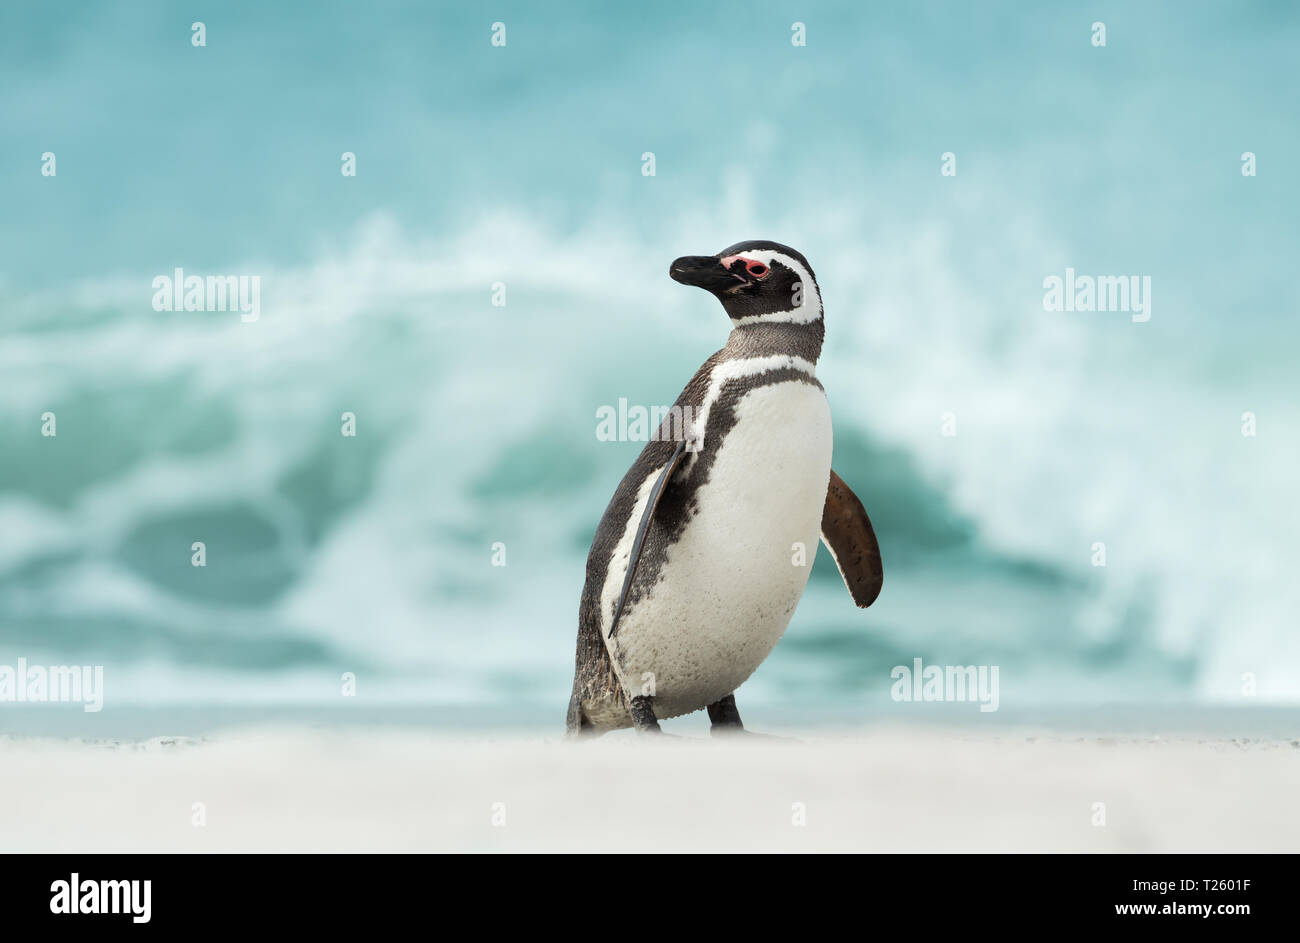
[820,469,883,609]
[607,438,689,639]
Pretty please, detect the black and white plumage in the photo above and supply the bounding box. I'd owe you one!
[566,241,883,736]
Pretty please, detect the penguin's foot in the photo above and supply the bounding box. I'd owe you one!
[629,694,663,735]
[706,694,796,739]
[707,693,745,735]
[712,723,790,738]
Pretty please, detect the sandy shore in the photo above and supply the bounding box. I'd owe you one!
[3,726,1298,852]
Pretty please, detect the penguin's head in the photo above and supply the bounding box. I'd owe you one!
[669,240,822,325]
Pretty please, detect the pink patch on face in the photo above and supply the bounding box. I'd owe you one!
[719,255,770,278]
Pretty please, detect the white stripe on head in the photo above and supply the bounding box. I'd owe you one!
[720,250,823,326]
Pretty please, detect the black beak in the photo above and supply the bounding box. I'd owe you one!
[669,255,741,293]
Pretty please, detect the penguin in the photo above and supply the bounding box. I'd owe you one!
[566,240,883,736]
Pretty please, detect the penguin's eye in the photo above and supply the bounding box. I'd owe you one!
[745,261,769,278]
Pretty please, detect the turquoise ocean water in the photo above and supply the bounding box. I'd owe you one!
[1,2,1298,718]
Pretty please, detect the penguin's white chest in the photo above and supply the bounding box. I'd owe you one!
[606,378,832,719]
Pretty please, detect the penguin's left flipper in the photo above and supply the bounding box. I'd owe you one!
[607,438,689,639]
[820,469,884,608]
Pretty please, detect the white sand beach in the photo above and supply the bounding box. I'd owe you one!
[3,725,1298,853]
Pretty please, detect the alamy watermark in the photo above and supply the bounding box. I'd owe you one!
[0,657,104,712]
[1043,267,1151,323]
[50,874,150,924]
[152,267,260,322]
[890,657,999,712]
[596,399,702,450]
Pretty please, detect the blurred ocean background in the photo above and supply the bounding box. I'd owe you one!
[1,1,1297,727]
